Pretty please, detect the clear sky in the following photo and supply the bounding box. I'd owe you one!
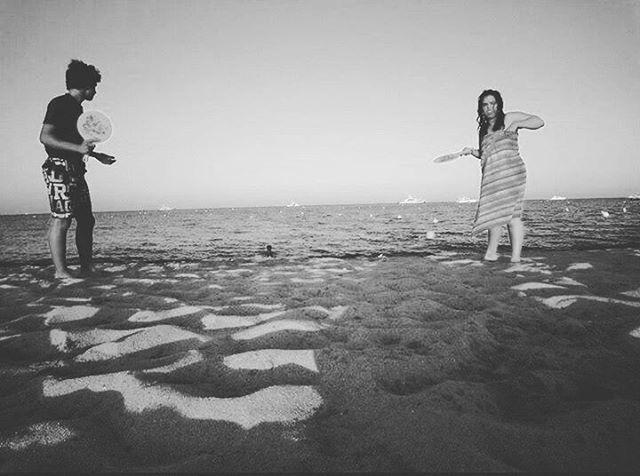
[1,0,639,213]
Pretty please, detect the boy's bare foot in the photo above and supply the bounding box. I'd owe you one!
[483,253,499,262]
[510,257,521,263]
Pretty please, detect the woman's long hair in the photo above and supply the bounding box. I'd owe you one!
[476,89,505,154]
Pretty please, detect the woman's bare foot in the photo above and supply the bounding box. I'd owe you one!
[510,257,521,263]
[54,269,75,279]
[483,253,499,262]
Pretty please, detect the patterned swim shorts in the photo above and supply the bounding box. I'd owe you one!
[42,157,92,219]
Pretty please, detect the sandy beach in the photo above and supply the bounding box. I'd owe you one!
[1,248,640,472]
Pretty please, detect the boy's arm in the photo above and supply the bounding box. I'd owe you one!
[40,124,95,155]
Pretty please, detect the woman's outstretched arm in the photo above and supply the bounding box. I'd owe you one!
[504,111,544,132]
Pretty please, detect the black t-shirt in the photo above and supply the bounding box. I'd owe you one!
[43,94,85,168]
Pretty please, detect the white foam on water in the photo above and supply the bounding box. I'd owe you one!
[143,350,204,373]
[0,284,18,289]
[201,311,285,331]
[0,421,76,451]
[224,268,253,276]
[511,282,567,291]
[74,325,207,362]
[62,297,91,302]
[128,306,202,323]
[327,305,348,320]
[164,297,178,303]
[621,288,640,299]
[0,334,20,343]
[322,268,352,274]
[139,265,164,273]
[49,329,68,351]
[630,327,640,338]
[175,273,202,279]
[554,277,587,287]
[232,319,324,341]
[116,278,158,285]
[42,372,322,429]
[231,296,254,301]
[291,278,325,284]
[566,262,593,271]
[104,265,128,272]
[43,305,100,325]
[223,349,318,372]
[208,284,224,289]
[537,295,640,309]
[239,303,284,311]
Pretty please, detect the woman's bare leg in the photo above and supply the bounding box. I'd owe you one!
[484,226,501,261]
[507,217,524,262]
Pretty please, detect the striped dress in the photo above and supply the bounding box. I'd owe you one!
[472,129,527,234]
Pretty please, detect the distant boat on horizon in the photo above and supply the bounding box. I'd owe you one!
[456,196,478,204]
[628,194,640,200]
[550,195,567,201]
[399,195,426,204]
[159,204,174,211]
[286,201,301,207]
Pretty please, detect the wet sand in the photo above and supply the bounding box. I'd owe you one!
[1,248,640,472]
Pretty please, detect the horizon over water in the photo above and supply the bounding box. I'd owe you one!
[1,198,639,266]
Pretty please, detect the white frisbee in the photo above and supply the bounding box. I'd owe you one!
[433,152,463,163]
[77,110,112,143]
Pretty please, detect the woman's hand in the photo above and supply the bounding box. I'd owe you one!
[461,147,474,155]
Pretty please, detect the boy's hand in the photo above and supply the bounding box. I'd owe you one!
[78,140,96,155]
[91,152,116,165]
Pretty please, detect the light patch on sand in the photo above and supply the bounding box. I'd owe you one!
[537,295,640,310]
[503,262,553,275]
[93,284,116,290]
[511,282,567,291]
[144,350,204,373]
[104,265,128,272]
[43,305,100,325]
[630,327,640,338]
[566,262,593,271]
[175,273,202,279]
[554,277,587,287]
[232,319,324,341]
[224,349,318,372]
[128,306,202,323]
[74,325,207,362]
[42,372,322,429]
[442,259,480,266]
[620,288,640,299]
[0,421,76,451]
[201,311,285,331]
[208,284,224,290]
[51,328,144,352]
[291,277,325,284]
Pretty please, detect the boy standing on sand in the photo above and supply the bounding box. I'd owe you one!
[39,59,115,279]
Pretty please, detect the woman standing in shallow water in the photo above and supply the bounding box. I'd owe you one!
[460,89,544,262]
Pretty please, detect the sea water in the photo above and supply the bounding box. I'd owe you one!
[1,199,638,265]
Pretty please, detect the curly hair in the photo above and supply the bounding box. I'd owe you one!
[65,59,101,90]
[476,89,505,151]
